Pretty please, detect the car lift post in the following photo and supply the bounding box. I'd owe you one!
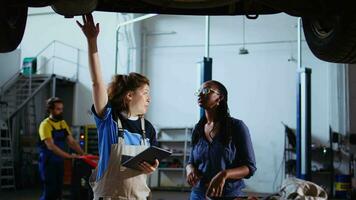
[296,17,312,181]
[198,16,213,117]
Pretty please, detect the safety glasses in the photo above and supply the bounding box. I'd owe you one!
[195,87,220,96]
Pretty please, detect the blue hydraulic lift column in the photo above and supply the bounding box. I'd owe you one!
[296,68,312,180]
[199,57,212,117]
[202,15,212,83]
[199,16,213,117]
[296,18,312,180]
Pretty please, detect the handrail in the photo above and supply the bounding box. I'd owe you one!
[0,41,56,94]
[52,56,80,66]
[0,73,20,96]
[0,40,82,96]
[1,55,77,96]
[54,40,82,51]
[34,40,55,59]
[9,75,54,118]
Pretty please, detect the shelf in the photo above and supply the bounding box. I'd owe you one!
[154,127,191,189]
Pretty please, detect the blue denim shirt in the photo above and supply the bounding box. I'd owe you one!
[188,118,256,197]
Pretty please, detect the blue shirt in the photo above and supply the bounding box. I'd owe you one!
[92,105,157,181]
[188,117,256,197]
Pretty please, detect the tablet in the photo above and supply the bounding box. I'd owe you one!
[122,146,172,171]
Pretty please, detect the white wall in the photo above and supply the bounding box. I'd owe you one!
[0,49,21,86]
[143,14,341,193]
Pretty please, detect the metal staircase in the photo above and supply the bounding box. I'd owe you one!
[0,40,80,189]
[1,74,54,124]
[0,103,15,190]
[0,74,54,190]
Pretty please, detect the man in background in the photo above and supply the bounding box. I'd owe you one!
[38,97,85,200]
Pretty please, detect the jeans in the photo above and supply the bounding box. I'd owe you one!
[190,190,206,200]
[189,189,242,200]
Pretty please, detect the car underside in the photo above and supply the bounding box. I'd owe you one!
[2,0,356,63]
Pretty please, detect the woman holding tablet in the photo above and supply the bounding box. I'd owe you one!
[77,14,158,200]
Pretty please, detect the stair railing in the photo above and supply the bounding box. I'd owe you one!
[0,40,82,97]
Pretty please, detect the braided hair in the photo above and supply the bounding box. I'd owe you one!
[192,80,232,145]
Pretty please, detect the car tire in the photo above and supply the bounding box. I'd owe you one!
[51,0,97,17]
[28,0,55,7]
[0,5,28,53]
[302,14,356,63]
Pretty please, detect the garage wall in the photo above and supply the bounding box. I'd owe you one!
[0,49,21,86]
[143,14,342,193]
[12,9,347,193]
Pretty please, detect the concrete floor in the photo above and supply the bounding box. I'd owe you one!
[0,188,191,200]
[1,188,348,200]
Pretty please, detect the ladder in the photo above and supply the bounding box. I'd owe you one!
[0,102,16,190]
